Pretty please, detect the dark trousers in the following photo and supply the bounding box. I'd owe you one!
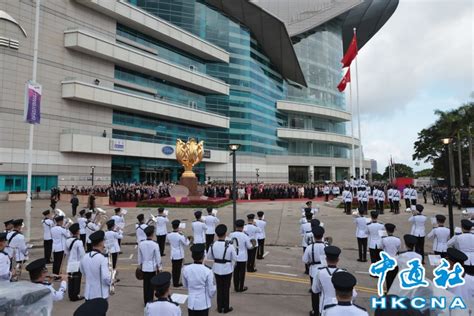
[143,271,157,305]
[389,199,394,212]
[171,259,183,286]
[405,199,411,209]
[72,206,78,217]
[52,251,64,275]
[111,252,118,269]
[393,201,400,214]
[303,247,309,274]
[325,194,329,202]
[188,309,209,316]
[215,273,232,312]
[375,200,380,212]
[310,276,320,315]
[234,261,246,291]
[344,201,351,214]
[369,248,382,263]
[156,235,166,256]
[247,248,257,272]
[86,243,92,253]
[411,199,417,207]
[68,271,82,301]
[44,239,53,263]
[415,236,425,263]
[80,234,86,247]
[257,239,265,259]
[434,251,447,258]
[362,201,368,214]
[118,239,121,247]
[378,201,384,214]
[386,267,398,292]
[357,238,367,261]
[205,234,214,252]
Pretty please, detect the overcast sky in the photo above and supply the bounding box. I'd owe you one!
[351,0,473,174]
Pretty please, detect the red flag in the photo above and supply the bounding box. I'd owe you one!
[341,34,358,68]
[337,68,351,92]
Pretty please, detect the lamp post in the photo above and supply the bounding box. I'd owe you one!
[442,138,454,236]
[228,144,241,230]
[256,168,260,184]
[91,166,95,187]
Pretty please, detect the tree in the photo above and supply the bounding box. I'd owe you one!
[415,169,433,178]
[383,163,414,178]
[372,172,384,181]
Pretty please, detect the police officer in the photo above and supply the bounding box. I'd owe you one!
[255,211,267,259]
[445,248,473,303]
[324,271,368,316]
[427,214,450,257]
[0,232,12,281]
[387,185,394,213]
[42,210,55,264]
[74,298,109,316]
[105,219,122,270]
[85,212,99,252]
[367,211,384,263]
[410,185,418,207]
[392,187,401,214]
[373,186,380,212]
[145,272,181,316]
[304,226,327,316]
[192,211,207,248]
[403,185,411,209]
[51,216,70,276]
[204,207,220,252]
[25,258,67,301]
[8,219,28,278]
[229,219,252,292]
[110,208,125,247]
[353,211,368,262]
[156,207,169,256]
[342,187,352,215]
[360,187,369,215]
[3,219,14,233]
[166,219,190,287]
[397,234,422,269]
[244,214,260,272]
[381,223,400,291]
[136,214,148,244]
[207,224,236,314]
[77,209,87,247]
[448,219,474,274]
[408,204,427,264]
[66,223,85,301]
[138,225,162,305]
[301,211,314,274]
[377,187,385,215]
[80,230,111,300]
[182,244,217,316]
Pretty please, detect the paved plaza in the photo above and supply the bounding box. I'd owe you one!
[0,198,464,315]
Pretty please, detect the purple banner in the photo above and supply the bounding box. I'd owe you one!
[24,81,41,124]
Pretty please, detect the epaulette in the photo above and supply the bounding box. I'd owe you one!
[354,304,367,311]
[323,304,336,310]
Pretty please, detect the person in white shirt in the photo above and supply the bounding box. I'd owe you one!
[207,224,236,314]
[360,187,369,215]
[80,230,111,301]
[447,219,474,275]
[387,185,394,213]
[323,271,367,316]
[377,187,385,215]
[255,211,267,259]
[0,232,12,282]
[409,185,418,207]
[427,214,450,257]
[42,209,55,264]
[342,187,353,215]
[51,216,70,276]
[372,187,380,213]
[7,219,28,281]
[166,220,190,287]
[301,211,314,274]
[156,207,169,256]
[182,244,217,316]
[85,212,99,253]
[367,211,384,263]
[304,226,327,315]
[445,247,474,309]
[105,219,122,270]
[135,214,148,244]
[204,207,220,251]
[229,219,253,292]
[110,208,125,248]
[65,223,85,301]
[25,258,67,302]
[138,225,161,305]
[323,185,330,202]
[353,212,368,262]
[397,234,422,269]
[381,223,401,291]
[392,187,401,214]
[408,204,427,264]
[77,209,87,247]
[403,185,411,209]
[244,214,261,273]
[145,272,181,316]
[192,210,207,247]
[332,184,340,198]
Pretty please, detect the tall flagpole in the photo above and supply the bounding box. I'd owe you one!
[354,27,363,178]
[25,0,41,242]
[349,67,356,177]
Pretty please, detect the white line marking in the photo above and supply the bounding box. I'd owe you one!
[355,271,370,275]
[131,263,139,266]
[129,254,133,259]
[266,264,291,268]
[269,271,298,277]
[134,245,137,249]
[263,251,269,258]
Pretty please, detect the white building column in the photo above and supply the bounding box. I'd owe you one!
[309,165,315,182]
[330,166,336,182]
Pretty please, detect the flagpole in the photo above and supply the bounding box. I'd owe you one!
[354,27,363,179]
[349,67,356,177]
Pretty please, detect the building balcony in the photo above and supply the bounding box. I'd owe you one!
[74,0,229,63]
[277,128,360,147]
[61,80,230,129]
[59,133,228,163]
[277,101,351,122]
[64,29,230,95]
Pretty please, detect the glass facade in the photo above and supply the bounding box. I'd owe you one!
[288,141,349,158]
[0,175,57,192]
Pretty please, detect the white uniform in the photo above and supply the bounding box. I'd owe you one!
[397,251,422,269]
[207,240,236,275]
[410,188,418,201]
[403,188,410,200]
[0,250,11,281]
[409,214,427,237]
[204,215,220,235]
[85,221,99,244]
[323,302,368,316]
[39,281,67,302]
[228,231,252,262]
[51,226,69,252]
[427,226,450,253]
[301,222,313,247]
[381,236,401,257]
[332,186,340,195]
[392,190,401,201]
[182,263,216,311]
[448,273,474,309]
[373,188,379,200]
[155,216,169,237]
[387,188,394,200]
[166,232,190,260]
[145,299,181,316]
[65,237,85,269]
[192,221,207,244]
[243,224,261,247]
[110,215,125,230]
[353,217,368,238]
[80,250,111,299]
[78,217,87,235]
[361,190,369,202]
[105,230,123,254]
[367,222,384,249]
[312,267,357,312]
[303,241,327,277]
[377,190,385,203]
[42,218,55,241]
[323,186,330,195]
[8,231,28,261]
[447,233,474,266]
[342,190,352,203]
[138,240,162,272]
[135,223,148,243]
[255,219,267,240]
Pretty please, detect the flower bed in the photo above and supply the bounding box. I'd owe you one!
[137,197,232,208]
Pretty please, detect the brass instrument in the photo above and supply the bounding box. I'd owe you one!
[147,212,157,225]
[54,209,74,228]
[324,236,333,246]
[250,239,257,249]
[176,138,204,178]
[93,208,109,229]
[187,235,194,245]
[108,247,118,295]
[352,210,360,217]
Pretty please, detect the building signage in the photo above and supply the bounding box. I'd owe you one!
[203,149,211,159]
[162,146,174,155]
[109,139,125,151]
[24,81,42,124]
[0,10,27,50]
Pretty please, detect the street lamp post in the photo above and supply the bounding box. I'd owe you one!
[256,168,260,184]
[91,166,95,187]
[228,144,241,230]
[442,138,454,236]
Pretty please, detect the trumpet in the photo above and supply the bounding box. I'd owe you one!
[54,209,74,228]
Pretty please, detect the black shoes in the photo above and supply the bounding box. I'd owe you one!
[236,286,248,292]
[219,307,234,313]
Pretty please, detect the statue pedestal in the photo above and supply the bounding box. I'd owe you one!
[179,176,199,198]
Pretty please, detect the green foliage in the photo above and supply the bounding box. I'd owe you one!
[383,163,414,178]
[415,169,433,178]
[372,172,385,181]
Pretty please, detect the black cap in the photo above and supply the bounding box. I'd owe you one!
[137,214,144,221]
[42,210,50,216]
[235,219,245,228]
[247,214,255,220]
[69,223,80,234]
[370,211,379,218]
[0,232,7,241]
[436,215,446,222]
[144,226,155,235]
[207,207,213,213]
[74,298,109,316]
[306,201,312,205]
[446,248,468,263]
[324,246,341,260]
[310,219,321,228]
[79,209,86,215]
[106,219,115,230]
[25,258,46,273]
[215,224,227,237]
[385,223,396,232]
[114,208,121,213]
[3,219,14,226]
[404,234,418,246]
[331,271,356,292]
[151,272,171,290]
[55,216,64,222]
[416,204,424,212]
[194,210,202,218]
[257,211,264,217]
[190,243,206,254]
[171,220,180,229]
[461,219,473,230]
[158,207,165,213]
[12,219,23,226]
[312,226,325,238]
[89,231,105,244]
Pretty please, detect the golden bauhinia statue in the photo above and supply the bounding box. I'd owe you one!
[176,138,204,178]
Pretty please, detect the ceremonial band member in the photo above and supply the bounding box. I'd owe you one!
[207,224,236,314]
[25,258,67,301]
[397,234,421,269]
[145,272,181,316]
[448,219,474,274]
[353,211,368,262]
[8,219,28,277]
[80,230,111,300]
[105,219,122,270]
[66,223,85,301]
[192,211,207,248]
[138,225,162,305]
[0,232,12,281]
[110,208,125,247]
[408,204,427,264]
[85,212,99,253]
[166,219,190,287]
[342,187,352,215]
[381,223,400,291]
[367,211,384,263]
[445,248,474,302]
[301,210,314,274]
[427,214,450,258]
[183,244,217,316]
[156,207,169,256]
[77,209,87,246]
[204,207,220,252]
[136,214,148,244]
[3,219,14,233]
[42,210,55,264]
[304,226,327,316]
[255,211,267,259]
[244,213,260,272]
[74,298,109,316]
[51,216,70,277]
[229,219,252,292]
[324,272,368,316]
